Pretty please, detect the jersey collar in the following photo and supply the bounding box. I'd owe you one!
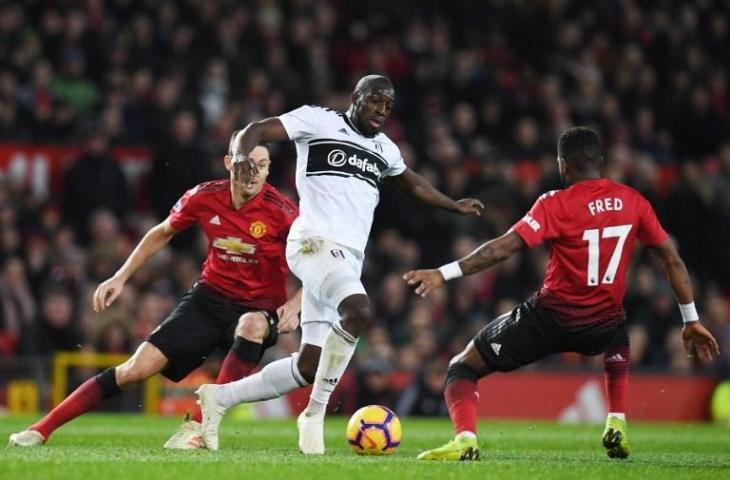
[341,112,378,139]
[230,182,269,211]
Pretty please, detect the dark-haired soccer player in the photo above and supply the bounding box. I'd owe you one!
[195,74,484,454]
[9,134,299,451]
[405,126,720,461]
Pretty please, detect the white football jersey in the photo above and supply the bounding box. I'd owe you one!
[279,105,406,253]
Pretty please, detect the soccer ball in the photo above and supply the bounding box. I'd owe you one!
[346,405,402,455]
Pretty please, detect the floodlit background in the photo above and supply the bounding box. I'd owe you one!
[0,0,728,422]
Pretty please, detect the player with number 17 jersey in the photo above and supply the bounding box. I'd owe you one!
[511,178,668,327]
[405,127,719,462]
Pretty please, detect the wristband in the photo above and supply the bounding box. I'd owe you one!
[679,302,699,323]
[438,261,463,281]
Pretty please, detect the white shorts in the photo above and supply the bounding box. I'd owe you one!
[286,237,366,346]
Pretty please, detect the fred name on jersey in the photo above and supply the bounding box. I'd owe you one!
[306,138,390,189]
[588,197,623,216]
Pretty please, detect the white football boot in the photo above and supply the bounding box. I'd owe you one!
[163,412,204,449]
[297,410,325,454]
[8,430,45,447]
[195,384,228,451]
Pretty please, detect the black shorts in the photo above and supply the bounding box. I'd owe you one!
[147,284,279,381]
[473,296,628,372]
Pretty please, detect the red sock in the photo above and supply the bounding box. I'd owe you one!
[445,379,479,436]
[190,342,259,423]
[30,377,104,440]
[603,346,630,414]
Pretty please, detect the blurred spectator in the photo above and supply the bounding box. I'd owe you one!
[356,357,397,409]
[0,0,725,382]
[23,285,84,355]
[396,359,449,417]
[0,257,36,355]
[62,129,129,244]
[149,110,210,223]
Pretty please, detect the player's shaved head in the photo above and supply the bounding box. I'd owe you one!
[228,129,268,159]
[353,75,394,97]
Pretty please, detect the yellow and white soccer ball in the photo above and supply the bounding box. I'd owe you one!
[346,405,402,455]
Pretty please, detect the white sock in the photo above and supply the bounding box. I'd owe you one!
[304,321,357,416]
[456,431,477,440]
[608,412,626,421]
[216,354,307,409]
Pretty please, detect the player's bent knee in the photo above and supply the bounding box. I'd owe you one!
[115,361,148,387]
[297,346,321,384]
[297,354,319,384]
[235,312,269,342]
[340,301,374,330]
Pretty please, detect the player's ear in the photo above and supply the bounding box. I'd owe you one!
[224,154,232,172]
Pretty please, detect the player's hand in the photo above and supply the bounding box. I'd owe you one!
[403,269,445,298]
[233,152,259,185]
[93,275,125,312]
[455,198,485,217]
[682,321,720,364]
[276,301,300,333]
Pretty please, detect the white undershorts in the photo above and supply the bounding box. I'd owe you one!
[286,237,366,346]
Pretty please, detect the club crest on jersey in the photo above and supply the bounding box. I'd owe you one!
[213,237,256,254]
[250,221,267,239]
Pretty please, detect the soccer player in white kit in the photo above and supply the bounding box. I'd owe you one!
[196,75,483,453]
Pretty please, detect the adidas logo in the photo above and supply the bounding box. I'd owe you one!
[209,215,221,225]
[606,353,625,362]
[323,377,339,387]
[338,128,349,135]
[491,343,501,356]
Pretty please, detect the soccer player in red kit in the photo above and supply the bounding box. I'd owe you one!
[405,127,719,461]
[9,133,299,450]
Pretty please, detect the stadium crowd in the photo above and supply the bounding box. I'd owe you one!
[1,0,729,413]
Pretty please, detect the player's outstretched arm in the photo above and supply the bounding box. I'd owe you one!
[386,168,484,216]
[403,231,524,297]
[93,220,177,313]
[276,287,303,333]
[233,118,289,183]
[649,239,720,363]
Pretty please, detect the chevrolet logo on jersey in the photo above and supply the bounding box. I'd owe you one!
[306,139,389,189]
[213,237,256,255]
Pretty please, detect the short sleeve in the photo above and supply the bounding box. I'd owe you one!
[168,186,201,231]
[637,197,669,246]
[510,191,562,248]
[278,105,320,141]
[382,150,407,178]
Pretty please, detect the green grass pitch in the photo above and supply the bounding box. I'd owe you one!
[1,414,729,480]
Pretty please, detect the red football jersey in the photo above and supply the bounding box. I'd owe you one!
[511,178,668,325]
[168,180,298,311]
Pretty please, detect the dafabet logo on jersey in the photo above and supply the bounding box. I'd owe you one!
[250,221,267,239]
[213,237,256,255]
